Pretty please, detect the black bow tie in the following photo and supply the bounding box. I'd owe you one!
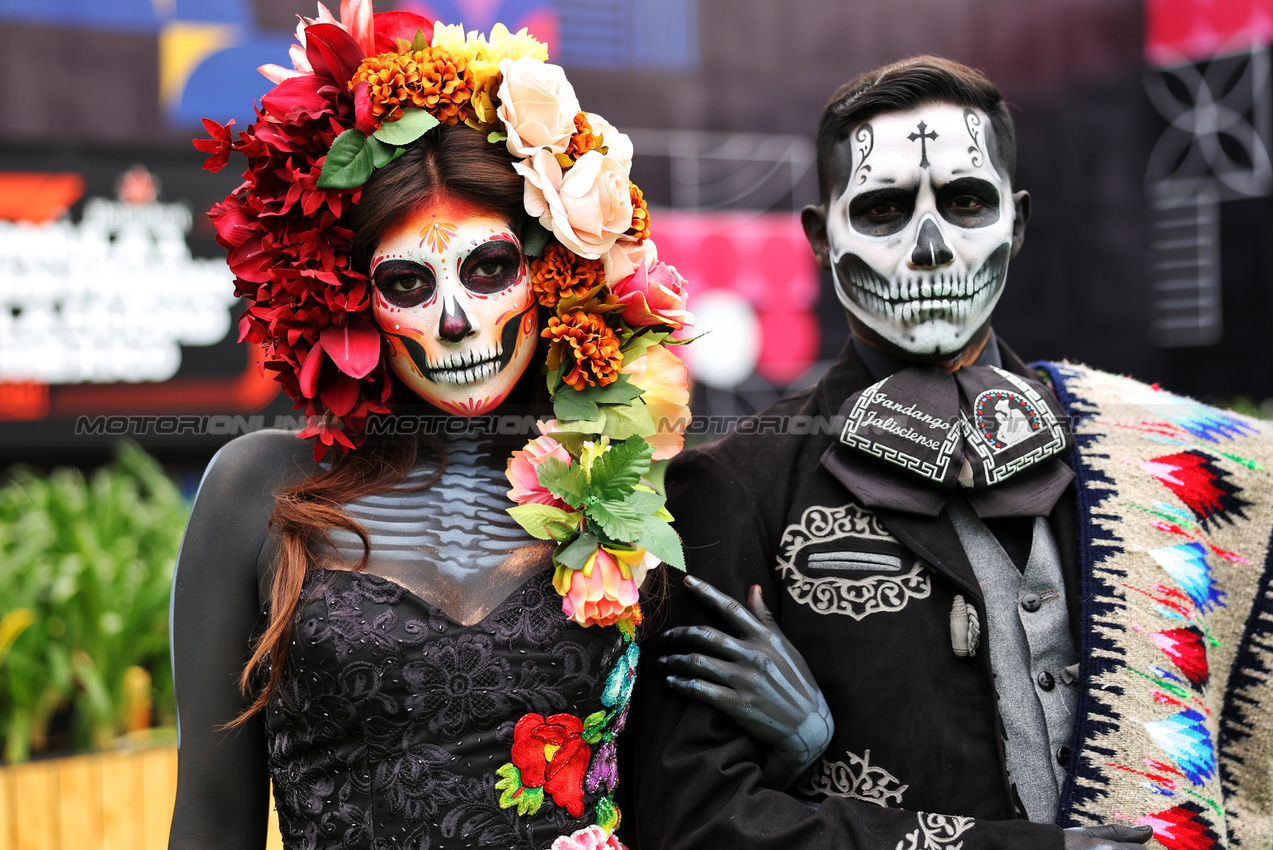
[822,364,1075,518]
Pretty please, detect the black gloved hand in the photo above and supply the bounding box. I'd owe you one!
[1063,824,1155,849]
[659,574,834,790]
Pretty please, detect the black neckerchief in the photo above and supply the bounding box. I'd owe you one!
[820,333,1075,518]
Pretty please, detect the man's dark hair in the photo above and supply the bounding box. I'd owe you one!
[815,55,1016,202]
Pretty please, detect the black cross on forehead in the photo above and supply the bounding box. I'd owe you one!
[908,121,939,169]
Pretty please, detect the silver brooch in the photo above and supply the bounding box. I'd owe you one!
[950,594,981,658]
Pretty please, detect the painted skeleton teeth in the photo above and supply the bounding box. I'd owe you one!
[430,359,500,386]
[425,341,506,384]
[427,342,504,372]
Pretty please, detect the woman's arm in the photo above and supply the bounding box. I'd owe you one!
[168,431,312,850]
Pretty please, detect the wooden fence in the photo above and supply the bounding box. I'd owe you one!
[0,745,283,850]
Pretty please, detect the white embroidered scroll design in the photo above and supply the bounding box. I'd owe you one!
[796,749,908,808]
[777,504,932,619]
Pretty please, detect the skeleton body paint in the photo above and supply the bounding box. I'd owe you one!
[371,197,540,416]
[826,104,1017,358]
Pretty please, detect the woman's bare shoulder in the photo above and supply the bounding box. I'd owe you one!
[181,430,317,578]
[201,430,317,493]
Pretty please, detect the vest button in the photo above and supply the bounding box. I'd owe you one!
[1056,746,1071,767]
[1037,671,1055,691]
[1021,592,1042,612]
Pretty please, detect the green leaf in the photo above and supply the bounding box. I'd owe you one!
[582,709,607,744]
[366,135,406,168]
[535,458,590,510]
[595,796,621,832]
[546,430,590,457]
[495,763,543,815]
[488,130,509,144]
[553,374,645,423]
[317,129,374,189]
[554,389,600,422]
[373,106,441,146]
[590,373,647,405]
[409,27,429,52]
[600,401,656,440]
[620,330,671,362]
[555,531,600,571]
[637,515,686,571]
[523,219,551,257]
[588,436,653,502]
[507,504,582,541]
[553,416,607,436]
[516,785,544,816]
[588,488,665,543]
[663,330,707,346]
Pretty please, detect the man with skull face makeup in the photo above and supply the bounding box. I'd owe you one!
[631,56,1273,850]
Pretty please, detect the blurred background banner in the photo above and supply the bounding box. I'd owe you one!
[1,0,1271,465]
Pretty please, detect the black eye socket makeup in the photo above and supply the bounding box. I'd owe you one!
[460,240,523,295]
[373,260,436,308]
[936,177,1001,228]
[849,188,915,237]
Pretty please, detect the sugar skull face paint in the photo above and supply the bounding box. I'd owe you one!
[824,103,1020,358]
[371,198,539,416]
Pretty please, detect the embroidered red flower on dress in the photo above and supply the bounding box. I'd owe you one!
[510,712,591,817]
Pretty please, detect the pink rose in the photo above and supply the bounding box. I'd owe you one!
[506,435,573,509]
[622,345,692,460]
[610,260,695,330]
[550,825,625,850]
[515,149,633,259]
[553,548,640,628]
[497,57,581,157]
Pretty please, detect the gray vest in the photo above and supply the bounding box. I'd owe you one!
[947,499,1078,823]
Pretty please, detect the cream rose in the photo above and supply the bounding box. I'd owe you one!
[584,112,633,172]
[555,150,634,257]
[515,149,633,259]
[514,148,565,225]
[497,57,580,157]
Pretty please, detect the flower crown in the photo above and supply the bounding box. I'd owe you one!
[196,0,695,630]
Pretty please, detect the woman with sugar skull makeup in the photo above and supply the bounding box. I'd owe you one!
[163,6,774,848]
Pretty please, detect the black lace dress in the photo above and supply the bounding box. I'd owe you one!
[265,568,635,850]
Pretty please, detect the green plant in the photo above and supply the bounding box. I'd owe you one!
[1221,397,1273,421]
[0,443,190,762]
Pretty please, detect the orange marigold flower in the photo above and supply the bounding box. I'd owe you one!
[627,182,651,242]
[352,53,414,124]
[409,46,474,126]
[564,112,602,161]
[531,244,605,308]
[350,49,474,127]
[543,310,622,391]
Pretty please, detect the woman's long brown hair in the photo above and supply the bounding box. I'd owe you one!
[233,124,528,722]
